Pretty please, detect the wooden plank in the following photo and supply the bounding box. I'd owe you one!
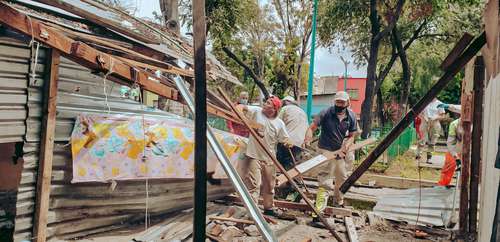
[0,3,251,126]
[224,195,352,217]
[440,33,474,71]
[208,216,254,225]
[0,3,178,100]
[344,217,359,242]
[37,0,159,44]
[192,0,208,240]
[217,88,344,241]
[33,49,60,242]
[276,138,376,187]
[469,56,485,235]
[459,55,475,235]
[340,32,486,194]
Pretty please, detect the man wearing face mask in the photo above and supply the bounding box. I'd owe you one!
[304,91,358,219]
[227,91,250,137]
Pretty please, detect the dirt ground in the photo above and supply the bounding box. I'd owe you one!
[382,151,442,181]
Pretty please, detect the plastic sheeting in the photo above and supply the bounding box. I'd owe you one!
[373,186,459,227]
[71,113,246,182]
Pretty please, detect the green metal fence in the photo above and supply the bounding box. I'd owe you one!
[371,124,417,160]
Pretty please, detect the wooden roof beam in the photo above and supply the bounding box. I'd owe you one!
[0,2,255,128]
[0,2,178,100]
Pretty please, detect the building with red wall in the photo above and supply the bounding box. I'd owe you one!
[300,76,367,118]
[336,76,367,116]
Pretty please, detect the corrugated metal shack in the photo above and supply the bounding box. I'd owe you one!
[0,1,243,241]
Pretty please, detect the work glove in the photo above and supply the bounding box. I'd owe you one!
[455,159,462,171]
[283,140,294,149]
[437,103,450,110]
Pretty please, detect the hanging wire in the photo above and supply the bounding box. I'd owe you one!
[26,15,40,85]
[414,161,423,236]
[102,58,115,114]
[133,68,150,230]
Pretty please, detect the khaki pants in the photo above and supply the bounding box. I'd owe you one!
[239,156,276,209]
[317,148,349,206]
[417,119,442,157]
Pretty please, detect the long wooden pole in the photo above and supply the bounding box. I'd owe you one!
[33,49,60,242]
[192,0,207,240]
[217,88,344,241]
[469,56,484,236]
[459,56,475,236]
[340,32,486,194]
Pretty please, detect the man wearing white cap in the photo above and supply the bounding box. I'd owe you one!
[277,96,309,169]
[417,98,446,163]
[304,91,358,219]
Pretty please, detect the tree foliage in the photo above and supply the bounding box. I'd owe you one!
[318,0,483,134]
[178,0,315,100]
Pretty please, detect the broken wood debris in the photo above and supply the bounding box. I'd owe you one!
[276,138,377,187]
[224,195,353,217]
[209,216,255,225]
[344,217,359,242]
[0,2,257,129]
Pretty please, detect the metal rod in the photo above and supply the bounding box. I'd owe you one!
[174,77,277,242]
[192,0,207,240]
[340,32,486,194]
[217,87,344,241]
[305,0,318,122]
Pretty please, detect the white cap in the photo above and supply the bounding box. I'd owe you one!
[282,96,296,103]
[334,91,350,101]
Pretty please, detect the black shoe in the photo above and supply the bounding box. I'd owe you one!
[333,203,345,208]
[263,209,282,217]
[309,217,324,228]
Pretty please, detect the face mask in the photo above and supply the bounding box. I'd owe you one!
[334,105,346,114]
[239,99,248,105]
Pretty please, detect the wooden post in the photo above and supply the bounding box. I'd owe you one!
[192,0,207,240]
[469,56,485,236]
[459,56,475,236]
[33,49,60,242]
[339,32,486,194]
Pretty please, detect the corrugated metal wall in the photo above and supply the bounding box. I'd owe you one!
[0,40,233,241]
[0,38,44,143]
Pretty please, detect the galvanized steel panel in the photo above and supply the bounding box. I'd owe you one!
[0,39,31,143]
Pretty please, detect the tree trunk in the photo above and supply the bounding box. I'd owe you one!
[159,0,179,32]
[361,36,381,138]
[360,0,405,138]
[360,0,381,139]
[158,0,180,112]
[392,26,411,116]
[376,88,385,128]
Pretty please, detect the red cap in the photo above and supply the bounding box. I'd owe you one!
[268,96,282,111]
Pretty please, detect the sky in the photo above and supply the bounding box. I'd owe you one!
[134,0,366,78]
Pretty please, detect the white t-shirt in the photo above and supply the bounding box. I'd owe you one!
[245,106,289,162]
[278,104,308,147]
[423,99,445,121]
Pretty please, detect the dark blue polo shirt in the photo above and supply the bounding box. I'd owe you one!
[313,107,357,151]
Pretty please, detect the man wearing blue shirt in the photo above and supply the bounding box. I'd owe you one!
[304,91,358,218]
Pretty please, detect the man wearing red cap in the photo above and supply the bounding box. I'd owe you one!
[239,96,292,216]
